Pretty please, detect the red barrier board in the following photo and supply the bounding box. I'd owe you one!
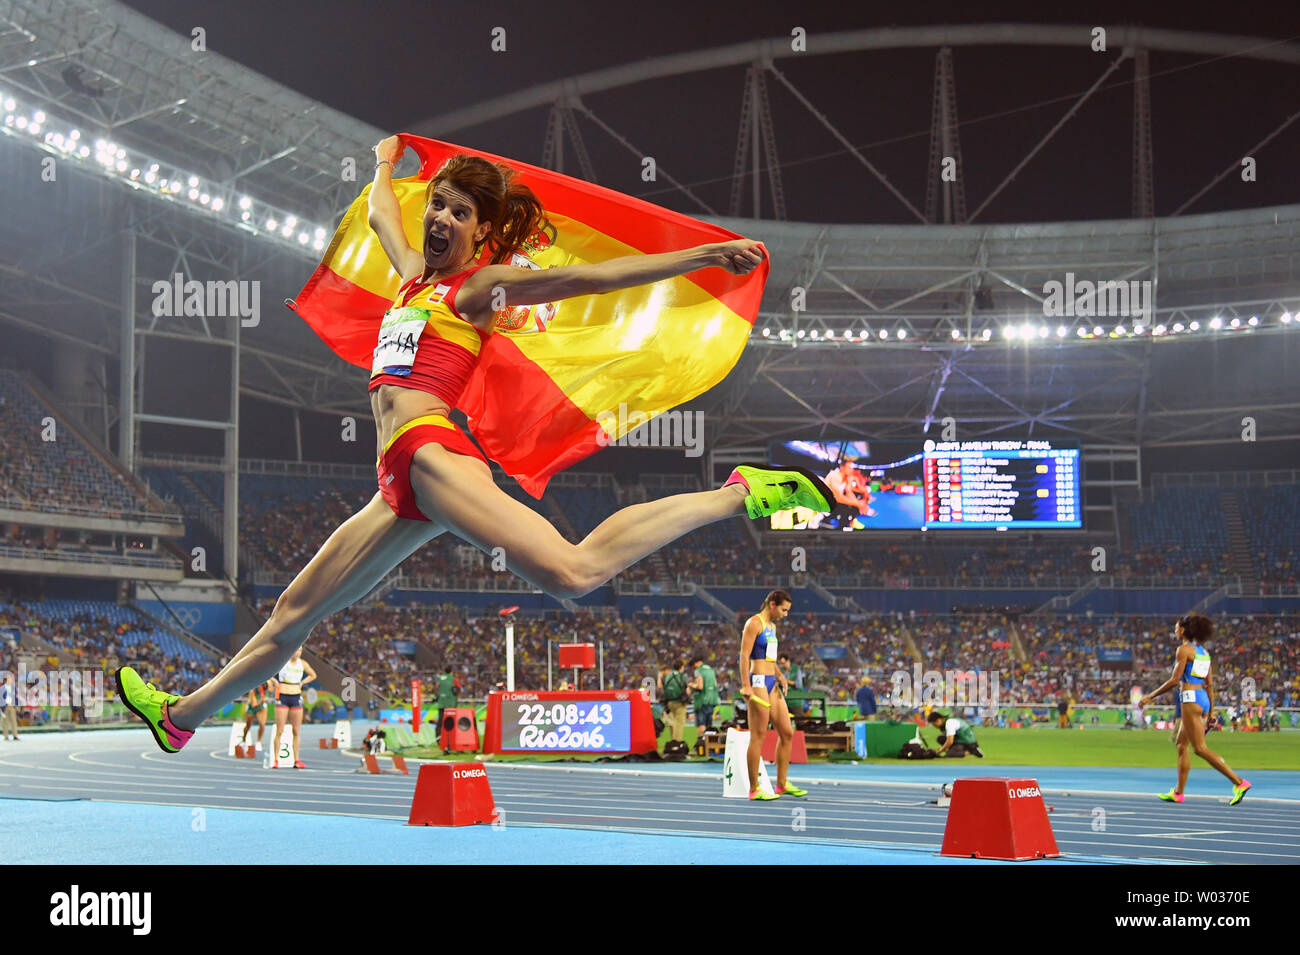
[760,729,809,764]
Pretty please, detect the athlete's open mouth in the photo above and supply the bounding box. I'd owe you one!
[427,233,449,255]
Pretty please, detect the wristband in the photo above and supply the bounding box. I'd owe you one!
[376,159,394,169]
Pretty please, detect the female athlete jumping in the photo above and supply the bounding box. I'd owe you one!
[1140,613,1250,805]
[739,589,807,801]
[115,136,833,751]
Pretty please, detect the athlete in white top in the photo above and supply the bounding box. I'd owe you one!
[269,646,316,769]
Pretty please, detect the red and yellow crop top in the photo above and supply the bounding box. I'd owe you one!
[368,264,491,408]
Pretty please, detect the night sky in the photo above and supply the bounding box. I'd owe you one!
[118,0,1300,223]
[94,0,1300,471]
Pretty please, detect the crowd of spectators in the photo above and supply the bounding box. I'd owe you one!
[0,602,222,710]
[0,372,163,519]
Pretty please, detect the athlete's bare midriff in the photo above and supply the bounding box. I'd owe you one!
[371,383,453,456]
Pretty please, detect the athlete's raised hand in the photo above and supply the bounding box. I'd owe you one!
[715,239,766,275]
[374,134,404,166]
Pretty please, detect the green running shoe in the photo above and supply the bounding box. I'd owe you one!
[1157,789,1184,803]
[749,789,780,801]
[723,464,834,520]
[1229,780,1251,805]
[114,667,194,754]
[777,782,808,797]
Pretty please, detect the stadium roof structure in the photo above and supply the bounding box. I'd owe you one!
[2,0,1299,460]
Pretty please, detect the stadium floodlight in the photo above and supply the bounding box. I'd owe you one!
[1133,324,1145,335]
[1056,326,1067,338]
[1019,322,1033,339]
[1229,317,1241,328]
[1282,312,1293,324]
[1154,324,1167,335]
[1173,322,1185,332]
[1037,325,1048,338]
[2,93,330,260]
[1115,325,1126,336]
[1189,320,1200,330]
[879,329,888,340]
[266,218,278,230]
[1004,326,1017,339]
[797,329,806,339]
[1092,326,1103,336]
[951,329,961,340]
[1248,316,1259,326]
[761,327,770,337]
[826,329,836,340]
[981,328,992,341]
[1076,326,1087,337]
[896,328,906,339]
[810,329,820,340]
[1210,316,1222,329]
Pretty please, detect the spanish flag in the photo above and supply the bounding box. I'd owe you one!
[291,134,766,498]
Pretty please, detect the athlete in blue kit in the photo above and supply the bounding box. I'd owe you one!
[1140,613,1250,805]
[739,589,807,801]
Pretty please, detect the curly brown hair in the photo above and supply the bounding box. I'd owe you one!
[1177,612,1213,644]
[425,154,554,265]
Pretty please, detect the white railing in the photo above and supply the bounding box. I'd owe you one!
[0,495,182,525]
[1153,470,1300,489]
[0,543,183,569]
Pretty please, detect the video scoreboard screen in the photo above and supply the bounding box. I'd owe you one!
[922,440,1081,529]
[767,437,1081,531]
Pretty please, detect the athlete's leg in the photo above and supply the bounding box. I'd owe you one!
[271,706,287,766]
[240,712,253,744]
[771,690,794,790]
[256,709,266,744]
[1183,705,1242,785]
[167,494,443,729]
[745,687,771,794]
[1173,718,1191,794]
[408,445,747,598]
[290,706,303,765]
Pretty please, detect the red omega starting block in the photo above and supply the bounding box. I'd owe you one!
[939,777,1061,860]
[407,762,497,826]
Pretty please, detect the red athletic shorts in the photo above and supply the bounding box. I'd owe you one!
[377,414,488,521]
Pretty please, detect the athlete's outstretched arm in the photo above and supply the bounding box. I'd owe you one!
[367,136,424,281]
[464,240,766,311]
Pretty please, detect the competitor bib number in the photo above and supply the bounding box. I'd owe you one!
[372,307,428,376]
[1180,689,1199,704]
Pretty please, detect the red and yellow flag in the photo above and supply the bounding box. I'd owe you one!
[291,134,766,498]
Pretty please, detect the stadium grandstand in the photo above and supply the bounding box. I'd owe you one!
[0,0,1297,884]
